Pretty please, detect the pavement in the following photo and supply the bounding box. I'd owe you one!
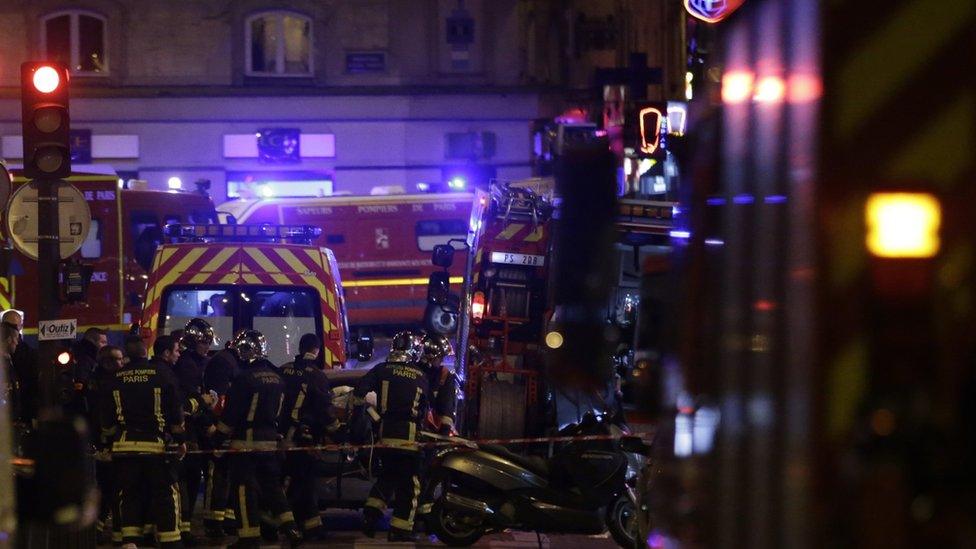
[154,509,618,548]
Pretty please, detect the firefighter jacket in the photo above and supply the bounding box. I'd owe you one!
[204,348,240,398]
[279,355,338,445]
[174,349,214,441]
[63,337,99,417]
[427,365,459,430]
[86,363,120,450]
[215,358,284,450]
[353,359,430,450]
[99,358,185,454]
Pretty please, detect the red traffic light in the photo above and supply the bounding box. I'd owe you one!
[32,66,62,93]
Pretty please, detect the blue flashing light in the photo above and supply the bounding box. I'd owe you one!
[764,195,788,204]
[416,182,430,192]
[706,197,726,206]
[670,230,691,239]
[704,238,725,246]
[448,176,467,190]
[732,194,755,205]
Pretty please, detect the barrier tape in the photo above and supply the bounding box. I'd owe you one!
[12,430,654,464]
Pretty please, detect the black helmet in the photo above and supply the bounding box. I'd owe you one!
[182,318,215,349]
[389,331,423,363]
[421,333,454,364]
[229,329,267,363]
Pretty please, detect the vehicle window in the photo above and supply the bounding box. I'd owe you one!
[415,219,468,251]
[80,219,101,258]
[245,289,320,366]
[131,212,161,271]
[160,288,234,350]
[190,211,216,224]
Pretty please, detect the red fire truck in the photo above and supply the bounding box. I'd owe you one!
[216,193,473,329]
[1,168,217,340]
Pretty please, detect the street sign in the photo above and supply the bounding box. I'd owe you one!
[6,181,91,260]
[38,318,77,341]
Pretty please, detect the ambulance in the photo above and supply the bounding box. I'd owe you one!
[139,223,363,368]
[216,193,472,329]
[0,167,217,340]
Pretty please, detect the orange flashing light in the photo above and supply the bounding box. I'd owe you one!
[753,76,786,104]
[471,291,486,321]
[638,107,663,155]
[866,192,941,258]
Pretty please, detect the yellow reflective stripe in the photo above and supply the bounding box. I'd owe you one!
[496,223,526,240]
[323,347,335,367]
[275,248,313,275]
[153,387,164,432]
[219,273,238,284]
[194,246,237,277]
[343,276,463,288]
[113,390,123,424]
[246,394,259,421]
[411,387,422,418]
[238,485,253,537]
[304,516,322,530]
[364,497,386,510]
[225,508,236,520]
[121,526,143,537]
[291,384,307,423]
[407,475,421,523]
[113,440,164,453]
[524,225,545,242]
[439,416,454,427]
[278,511,295,524]
[152,247,208,302]
[380,381,389,413]
[390,516,414,531]
[244,247,279,273]
[242,274,260,284]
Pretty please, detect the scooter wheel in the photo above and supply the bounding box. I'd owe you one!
[606,494,639,548]
[429,500,486,547]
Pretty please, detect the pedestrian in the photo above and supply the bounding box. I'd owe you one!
[173,319,219,546]
[279,333,338,541]
[2,310,39,432]
[100,335,186,548]
[353,331,431,542]
[91,344,126,545]
[212,330,300,548]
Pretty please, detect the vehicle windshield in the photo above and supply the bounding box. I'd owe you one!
[160,285,322,365]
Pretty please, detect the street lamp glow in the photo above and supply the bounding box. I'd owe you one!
[258,184,274,198]
[865,192,941,258]
[753,76,786,103]
[32,66,61,93]
[167,176,182,189]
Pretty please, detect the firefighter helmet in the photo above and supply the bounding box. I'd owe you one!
[182,318,215,349]
[389,330,423,363]
[230,329,267,362]
[421,333,454,364]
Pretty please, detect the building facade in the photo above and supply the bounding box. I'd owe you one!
[0,0,681,203]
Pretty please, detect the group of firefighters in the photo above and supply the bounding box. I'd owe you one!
[1,309,459,548]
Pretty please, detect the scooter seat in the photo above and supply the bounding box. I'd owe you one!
[480,444,550,478]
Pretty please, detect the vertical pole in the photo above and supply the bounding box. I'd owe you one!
[35,180,61,411]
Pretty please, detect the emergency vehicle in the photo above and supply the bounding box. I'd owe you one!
[216,193,472,329]
[0,167,217,340]
[139,223,355,368]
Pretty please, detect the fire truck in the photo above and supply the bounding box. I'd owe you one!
[139,223,367,368]
[0,167,217,341]
[216,193,473,330]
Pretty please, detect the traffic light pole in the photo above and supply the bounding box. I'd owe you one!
[35,179,61,410]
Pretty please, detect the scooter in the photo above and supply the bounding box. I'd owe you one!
[422,415,651,547]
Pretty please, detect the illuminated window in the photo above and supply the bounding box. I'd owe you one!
[246,12,312,76]
[41,10,108,75]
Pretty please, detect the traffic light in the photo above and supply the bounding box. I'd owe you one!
[21,62,71,179]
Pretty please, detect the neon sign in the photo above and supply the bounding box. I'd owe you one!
[684,0,745,24]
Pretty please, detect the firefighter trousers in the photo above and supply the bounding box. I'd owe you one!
[114,453,182,547]
[229,451,295,539]
[284,451,322,532]
[179,451,206,533]
[203,455,233,526]
[364,449,423,533]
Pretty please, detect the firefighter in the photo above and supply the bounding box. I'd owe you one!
[202,338,242,539]
[2,310,38,432]
[279,333,338,540]
[212,330,301,548]
[173,318,219,545]
[64,327,108,417]
[354,331,430,542]
[416,333,459,523]
[100,335,186,548]
[90,345,126,545]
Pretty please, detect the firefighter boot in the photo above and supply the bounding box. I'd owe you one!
[361,507,382,538]
[280,521,303,548]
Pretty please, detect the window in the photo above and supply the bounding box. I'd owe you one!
[247,289,318,365]
[415,219,468,251]
[161,288,234,350]
[130,213,161,271]
[80,219,101,258]
[246,12,312,76]
[41,11,108,75]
